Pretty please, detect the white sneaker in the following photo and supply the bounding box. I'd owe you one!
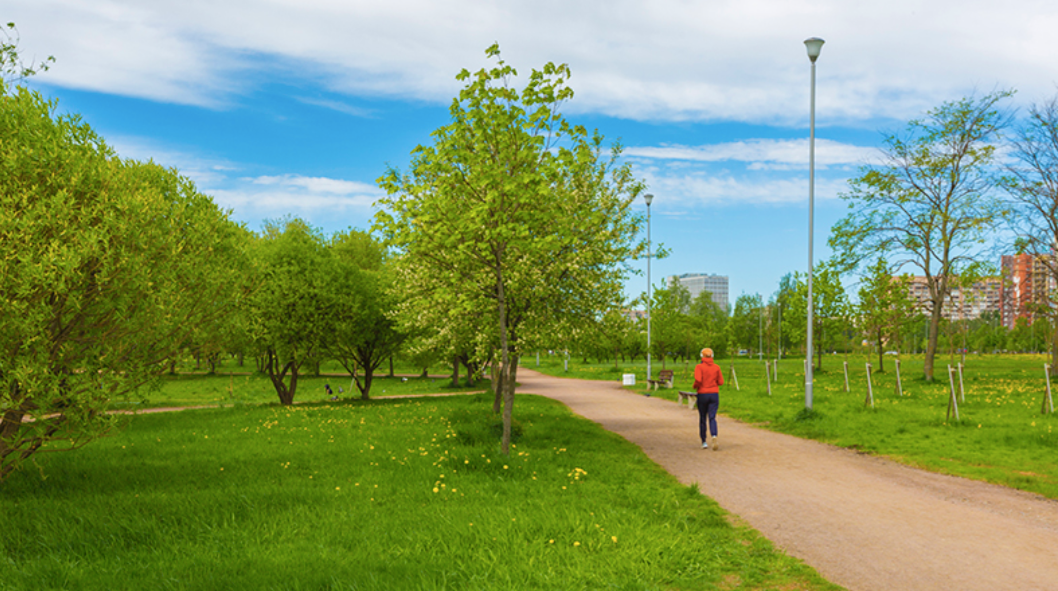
[702,441,709,449]
[711,437,718,451]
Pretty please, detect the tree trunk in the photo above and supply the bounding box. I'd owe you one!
[924,302,942,382]
[491,359,502,414]
[419,367,428,378]
[388,356,395,378]
[358,370,373,400]
[1052,323,1058,377]
[877,328,885,372]
[496,266,515,456]
[451,356,459,388]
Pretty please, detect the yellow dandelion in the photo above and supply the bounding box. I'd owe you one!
[573,541,580,547]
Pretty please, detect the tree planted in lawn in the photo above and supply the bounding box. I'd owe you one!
[376,45,645,454]
[325,229,405,400]
[0,84,248,482]
[246,218,329,405]
[829,91,1012,381]
[858,258,916,371]
[1004,93,1058,374]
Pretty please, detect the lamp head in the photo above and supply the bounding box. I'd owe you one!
[804,37,825,63]
[644,193,654,206]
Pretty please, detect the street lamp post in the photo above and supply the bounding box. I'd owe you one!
[645,193,654,394]
[804,37,824,411]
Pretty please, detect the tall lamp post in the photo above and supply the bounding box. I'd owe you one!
[645,193,654,393]
[804,37,824,411]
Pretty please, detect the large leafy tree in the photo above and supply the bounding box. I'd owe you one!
[829,91,1012,381]
[1004,94,1058,373]
[0,84,248,482]
[376,45,645,454]
[246,218,329,405]
[324,229,405,400]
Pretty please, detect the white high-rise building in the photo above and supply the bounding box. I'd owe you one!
[669,273,729,311]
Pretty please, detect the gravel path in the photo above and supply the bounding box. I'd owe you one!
[517,368,1058,591]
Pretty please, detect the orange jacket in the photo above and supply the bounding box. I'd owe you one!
[693,358,724,394]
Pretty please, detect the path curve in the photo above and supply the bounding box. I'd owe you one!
[517,368,1058,591]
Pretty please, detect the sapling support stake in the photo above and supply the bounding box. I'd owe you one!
[895,358,903,396]
[843,360,850,393]
[946,364,960,422]
[765,361,772,396]
[731,365,740,391]
[774,359,779,381]
[865,363,874,408]
[1044,364,1055,415]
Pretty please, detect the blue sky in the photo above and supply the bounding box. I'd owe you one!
[7,0,1058,304]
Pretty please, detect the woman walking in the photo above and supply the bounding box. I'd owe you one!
[693,347,724,451]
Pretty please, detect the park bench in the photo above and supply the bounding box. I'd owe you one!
[677,391,697,409]
[646,369,674,391]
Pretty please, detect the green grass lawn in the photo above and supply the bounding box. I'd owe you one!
[1,394,838,590]
[533,352,1058,499]
[113,372,485,409]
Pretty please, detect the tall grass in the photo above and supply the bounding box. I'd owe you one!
[536,353,1058,499]
[1,394,837,590]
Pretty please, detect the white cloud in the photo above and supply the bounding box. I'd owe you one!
[9,0,1057,123]
[626,139,880,167]
[212,174,385,230]
[295,97,375,118]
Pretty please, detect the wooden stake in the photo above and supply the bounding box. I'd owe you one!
[1044,364,1055,415]
[946,365,960,422]
[843,360,850,393]
[730,365,740,391]
[957,362,966,402]
[865,363,875,408]
[765,361,772,396]
[895,358,903,397]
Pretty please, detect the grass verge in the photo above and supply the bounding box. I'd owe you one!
[2,393,838,590]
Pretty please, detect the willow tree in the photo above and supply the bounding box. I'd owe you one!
[0,84,248,482]
[829,91,1012,381]
[376,45,645,454]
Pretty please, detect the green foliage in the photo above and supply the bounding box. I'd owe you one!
[0,395,837,590]
[858,258,916,370]
[245,217,329,405]
[324,229,405,399]
[0,84,248,482]
[829,91,1013,381]
[1004,93,1058,370]
[376,45,646,453]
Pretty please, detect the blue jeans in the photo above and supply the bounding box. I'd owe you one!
[696,392,719,441]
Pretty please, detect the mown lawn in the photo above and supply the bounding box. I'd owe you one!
[1,393,838,591]
[532,352,1058,500]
